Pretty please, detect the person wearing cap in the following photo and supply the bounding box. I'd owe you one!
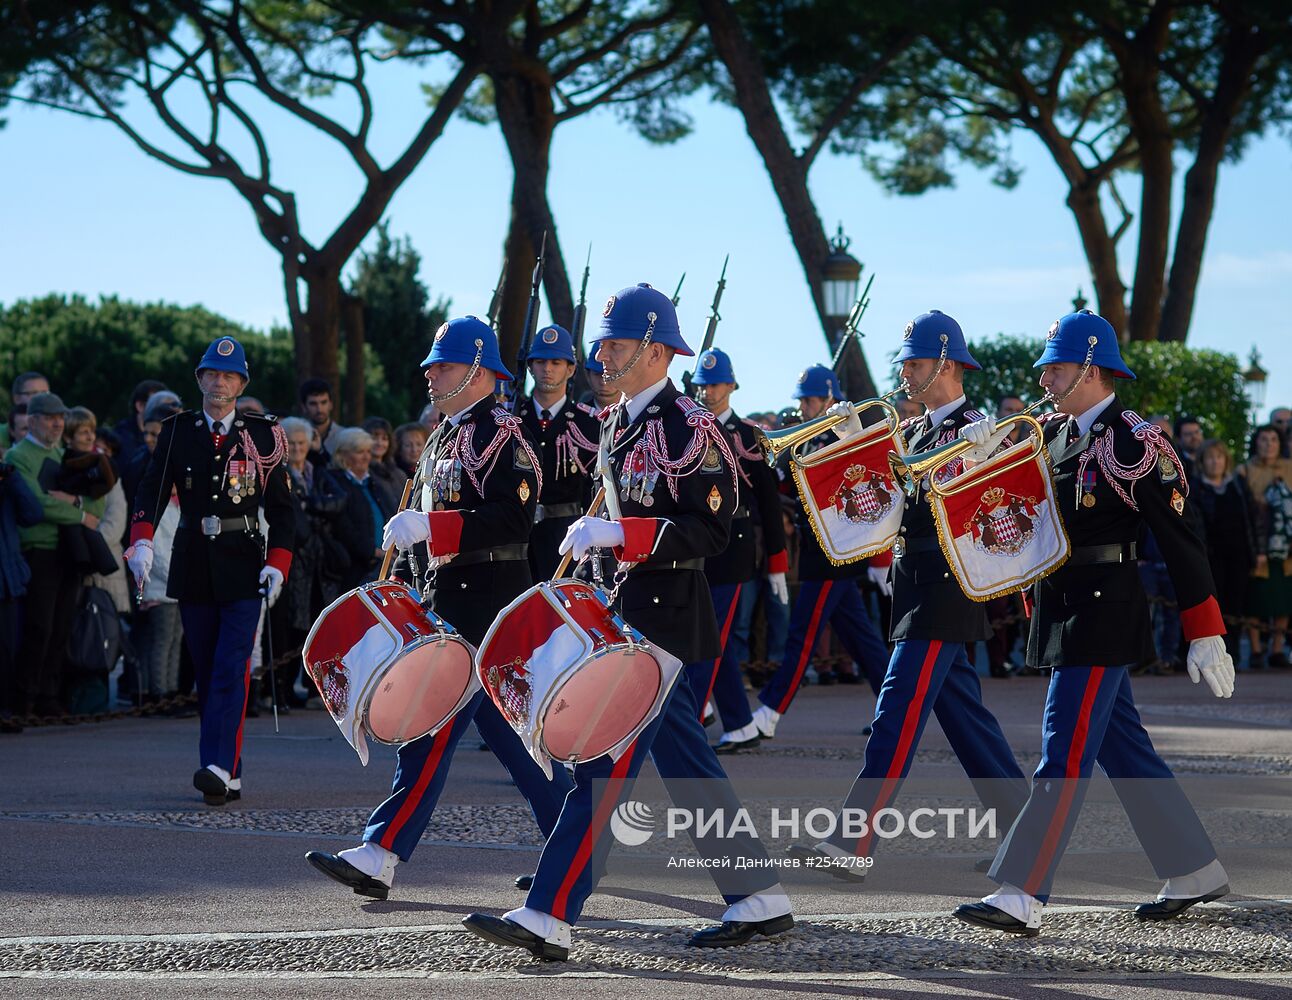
[750,364,890,738]
[8,391,95,717]
[305,315,572,902]
[581,347,619,411]
[124,337,296,806]
[0,372,51,454]
[952,310,1236,938]
[462,283,795,961]
[686,347,789,753]
[513,324,602,579]
[786,310,1029,879]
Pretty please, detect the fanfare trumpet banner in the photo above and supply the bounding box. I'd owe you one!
[786,401,908,566]
[925,416,1071,601]
[474,487,683,780]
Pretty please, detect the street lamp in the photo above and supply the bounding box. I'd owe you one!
[1242,347,1268,422]
[1072,287,1089,312]
[822,223,862,328]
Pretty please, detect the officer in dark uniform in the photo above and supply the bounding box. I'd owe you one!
[752,364,889,739]
[788,310,1029,874]
[303,316,572,899]
[513,324,601,579]
[462,283,794,961]
[684,347,788,752]
[581,348,619,412]
[954,311,1236,937]
[126,337,295,806]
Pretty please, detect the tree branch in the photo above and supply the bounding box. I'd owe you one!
[555,22,700,120]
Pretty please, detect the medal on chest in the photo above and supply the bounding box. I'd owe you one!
[618,446,657,507]
[225,457,255,504]
[430,455,460,508]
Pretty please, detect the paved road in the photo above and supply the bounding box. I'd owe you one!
[2,671,1289,997]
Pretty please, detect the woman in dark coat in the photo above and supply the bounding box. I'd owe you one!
[1195,439,1257,663]
[327,427,398,593]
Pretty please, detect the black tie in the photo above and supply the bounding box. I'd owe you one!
[1066,418,1080,444]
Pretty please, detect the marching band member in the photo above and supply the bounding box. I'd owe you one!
[304,316,572,900]
[126,337,295,806]
[752,364,889,738]
[462,283,794,961]
[686,347,789,752]
[513,324,601,579]
[788,310,1029,875]
[955,310,1235,937]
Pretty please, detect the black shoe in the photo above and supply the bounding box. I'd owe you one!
[226,788,241,803]
[1133,885,1229,920]
[989,663,1009,678]
[305,851,391,900]
[714,733,761,754]
[816,671,837,686]
[193,768,228,806]
[1269,652,1289,669]
[462,913,568,961]
[688,914,794,948]
[515,873,534,891]
[702,707,717,727]
[785,843,866,883]
[860,724,873,736]
[836,671,860,685]
[953,901,1039,936]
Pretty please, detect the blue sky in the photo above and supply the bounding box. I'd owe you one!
[2,53,1289,421]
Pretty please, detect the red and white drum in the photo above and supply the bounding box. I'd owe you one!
[303,581,478,765]
[476,580,683,779]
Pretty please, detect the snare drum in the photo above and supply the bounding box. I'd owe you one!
[303,581,477,765]
[476,579,682,778]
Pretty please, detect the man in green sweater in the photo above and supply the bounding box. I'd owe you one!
[8,392,98,717]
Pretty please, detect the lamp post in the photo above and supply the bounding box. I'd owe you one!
[1242,348,1268,426]
[1072,287,1089,312]
[822,224,863,336]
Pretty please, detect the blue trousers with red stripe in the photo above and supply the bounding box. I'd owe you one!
[759,578,888,714]
[990,665,1218,902]
[684,582,749,728]
[363,691,573,862]
[825,640,1028,858]
[179,599,261,779]
[524,672,779,925]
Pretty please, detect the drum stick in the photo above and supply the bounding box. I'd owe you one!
[552,487,606,580]
[379,479,416,581]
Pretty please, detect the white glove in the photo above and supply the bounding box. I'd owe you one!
[962,417,1013,463]
[768,572,789,605]
[125,540,153,589]
[383,509,431,551]
[259,565,284,607]
[827,401,863,441]
[868,564,892,597]
[558,516,626,561]
[1186,635,1235,699]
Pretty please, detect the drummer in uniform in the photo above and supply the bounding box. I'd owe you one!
[685,347,789,752]
[125,337,295,806]
[462,283,795,961]
[787,310,1030,874]
[304,316,572,900]
[513,324,601,579]
[954,311,1236,936]
[752,364,889,739]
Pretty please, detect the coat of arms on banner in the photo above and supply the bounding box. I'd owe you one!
[486,657,533,729]
[831,463,897,525]
[968,485,1038,557]
[315,657,349,719]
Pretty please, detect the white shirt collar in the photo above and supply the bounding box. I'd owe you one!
[716,407,735,425]
[624,377,670,424]
[203,409,231,435]
[925,394,967,430]
[533,392,567,418]
[24,432,53,450]
[448,394,493,427]
[1074,393,1117,437]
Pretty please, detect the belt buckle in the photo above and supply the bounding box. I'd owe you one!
[201,515,221,536]
[892,536,907,559]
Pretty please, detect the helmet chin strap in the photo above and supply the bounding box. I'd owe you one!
[428,339,484,404]
[602,313,656,384]
[1050,336,1100,406]
[905,335,949,399]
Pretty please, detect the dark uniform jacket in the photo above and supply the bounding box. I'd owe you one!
[776,431,865,582]
[703,410,788,587]
[888,398,994,643]
[598,380,738,663]
[419,394,542,646]
[130,410,295,603]
[1026,396,1224,668]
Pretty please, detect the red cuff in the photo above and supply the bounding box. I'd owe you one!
[613,517,658,563]
[266,547,292,578]
[1180,595,1226,640]
[129,521,155,546]
[767,550,789,575]
[869,549,893,570]
[427,511,464,557]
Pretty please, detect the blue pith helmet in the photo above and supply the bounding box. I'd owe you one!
[195,337,250,381]
[792,363,839,401]
[693,347,736,386]
[584,345,604,375]
[527,323,577,363]
[1034,310,1135,379]
[421,315,513,381]
[893,310,980,370]
[591,282,693,356]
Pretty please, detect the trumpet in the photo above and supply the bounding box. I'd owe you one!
[887,394,1054,496]
[756,387,905,464]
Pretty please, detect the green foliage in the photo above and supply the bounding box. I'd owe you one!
[347,221,450,422]
[959,335,1251,449]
